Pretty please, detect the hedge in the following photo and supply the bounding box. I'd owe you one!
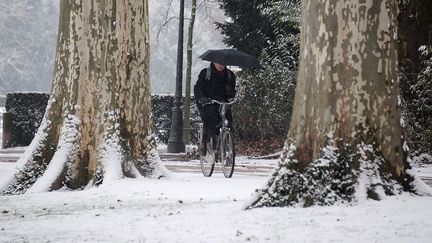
[5,92,50,147]
[3,93,201,147]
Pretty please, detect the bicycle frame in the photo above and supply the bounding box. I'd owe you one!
[211,99,235,149]
[199,99,236,178]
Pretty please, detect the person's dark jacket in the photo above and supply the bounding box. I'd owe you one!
[194,63,236,108]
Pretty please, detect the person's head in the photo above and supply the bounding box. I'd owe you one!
[213,63,225,71]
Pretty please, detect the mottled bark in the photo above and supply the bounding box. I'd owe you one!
[1,0,167,195]
[248,0,420,208]
[290,0,402,169]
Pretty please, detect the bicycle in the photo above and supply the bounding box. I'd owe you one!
[198,99,236,178]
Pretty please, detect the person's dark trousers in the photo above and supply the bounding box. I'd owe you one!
[198,104,233,145]
[198,104,220,146]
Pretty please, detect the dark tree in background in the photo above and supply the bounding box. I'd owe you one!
[216,0,274,57]
[398,0,432,158]
[216,0,299,59]
[258,0,300,69]
[217,0,300,155]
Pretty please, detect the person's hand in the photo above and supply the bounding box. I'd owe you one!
[199,97,211,105]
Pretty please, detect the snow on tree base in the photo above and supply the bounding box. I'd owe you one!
[247,136,414,209]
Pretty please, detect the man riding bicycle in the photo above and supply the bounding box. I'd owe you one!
[194,62,236,156]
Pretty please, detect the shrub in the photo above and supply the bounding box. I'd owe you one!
[5,92,49,147]
[407,46,432,155]
[3,93,201,147]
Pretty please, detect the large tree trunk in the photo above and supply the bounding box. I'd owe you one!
[248,0,426,208]
[0,0,168,195]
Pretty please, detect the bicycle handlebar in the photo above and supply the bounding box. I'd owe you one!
[206,99,236,106]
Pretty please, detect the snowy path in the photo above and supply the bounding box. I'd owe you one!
[1,162,432,242]
[2,149,431,186]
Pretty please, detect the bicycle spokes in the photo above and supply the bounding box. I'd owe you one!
[200,137,215,177]
[200,100,236,178]
[221,130,235,178]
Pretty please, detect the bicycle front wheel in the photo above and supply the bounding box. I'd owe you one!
[220,130,235,178]
[200,140,215,177]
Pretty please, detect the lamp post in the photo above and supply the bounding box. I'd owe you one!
[167,0,186,153]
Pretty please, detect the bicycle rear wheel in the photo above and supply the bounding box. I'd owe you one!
[200,139,215,177]
[220,130,235,178]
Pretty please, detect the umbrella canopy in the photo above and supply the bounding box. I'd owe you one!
[199,49,261,68]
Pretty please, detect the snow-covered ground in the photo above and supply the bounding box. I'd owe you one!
[0,107,4,146]
[1,161,432,242]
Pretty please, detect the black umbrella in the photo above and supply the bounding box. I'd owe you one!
[199,49,261,68]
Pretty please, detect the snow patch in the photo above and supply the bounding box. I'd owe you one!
[27,114,80,193]
[0,98,55,192]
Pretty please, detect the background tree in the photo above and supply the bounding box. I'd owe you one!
[398,0,432,157]
[183,0,217,144]
[247,0,422,208]
[408,46,432,157]
[0,0,167,195]
[217,0,300,155]
[183,0,197,144]
[0,0,226,95]
[149,0,226,94]
[217,0,281,57]
[0,0,58,93]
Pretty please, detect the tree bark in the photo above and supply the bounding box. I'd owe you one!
[248,0,422,208]
[0,0,168,195]
[183,0,197,144]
